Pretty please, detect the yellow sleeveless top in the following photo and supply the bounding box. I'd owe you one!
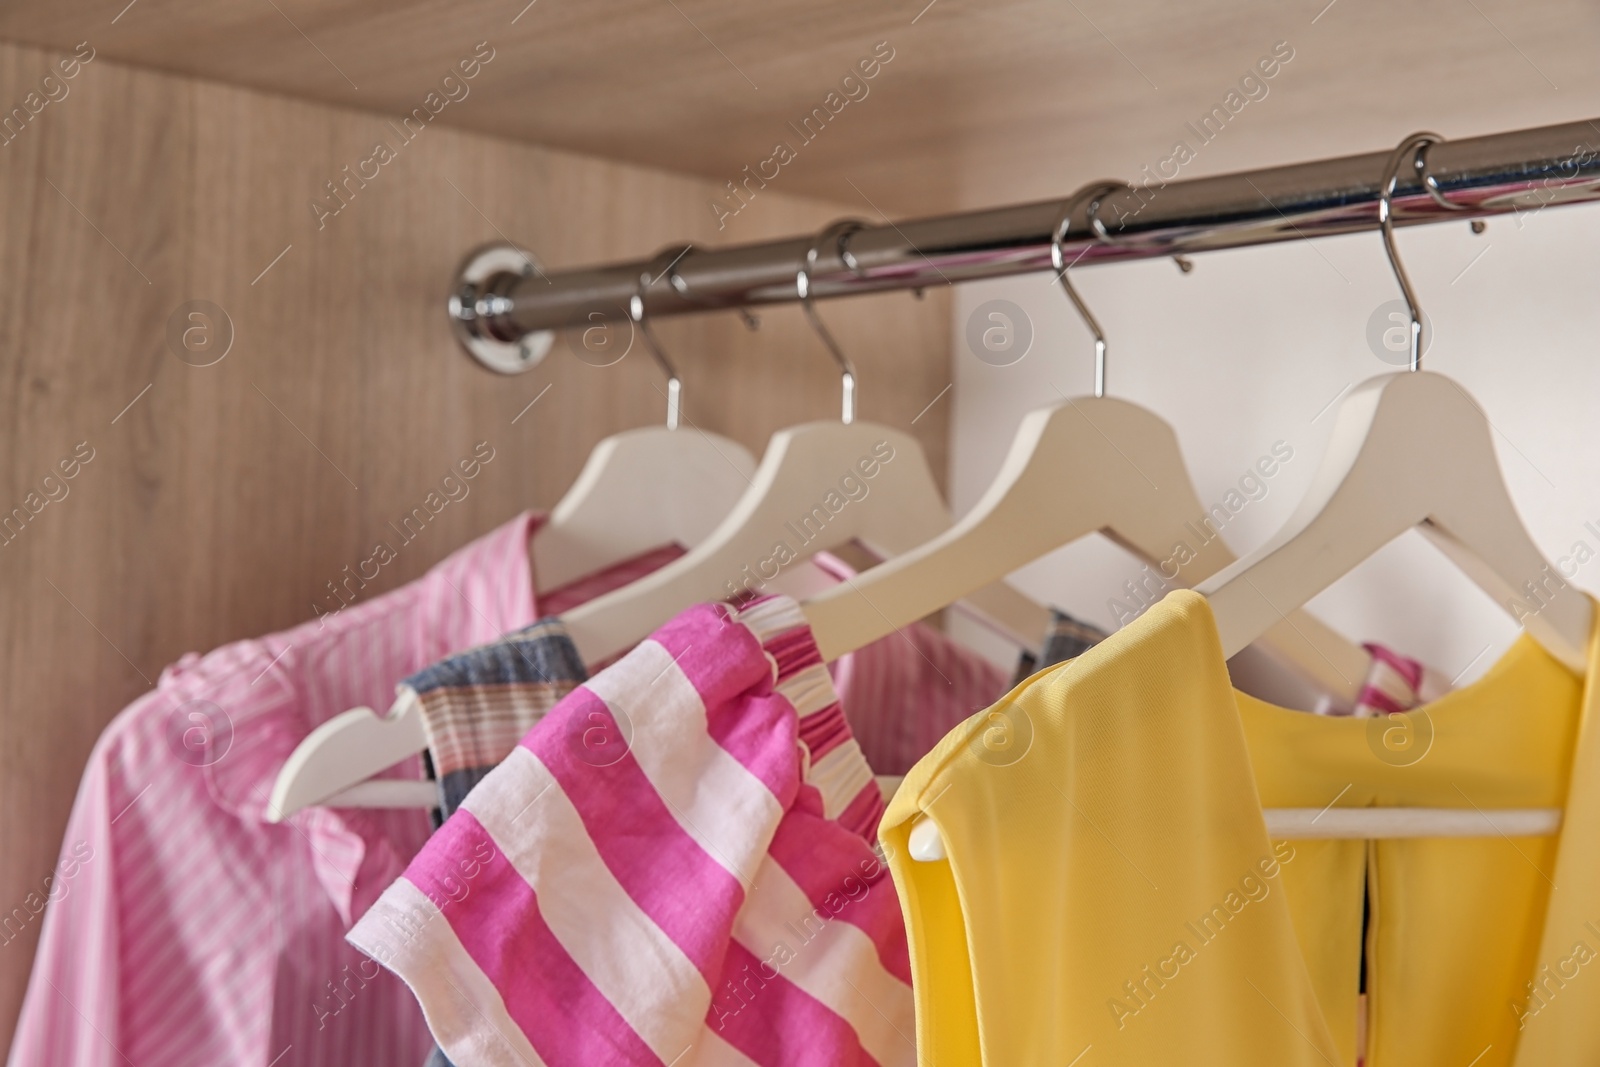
[880,590,1600,1065]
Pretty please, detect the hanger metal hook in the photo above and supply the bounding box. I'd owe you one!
[1416,139,1470,215]
[631,244,695,430]
[797,219,867,423]
[666,245,762,331]
[1378,132,1444,372]
[1051,180,1125,398]
[1085,188,1195,275]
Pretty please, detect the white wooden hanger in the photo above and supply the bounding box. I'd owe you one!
[268,250,758,821]
[907,138,1587,853]
[805,182,1369,701]
[906,807,1564,858]
[562,219,1050,666]
[532,246,758,590]
[1200,369,1590,670]
[1197,137,1592,671]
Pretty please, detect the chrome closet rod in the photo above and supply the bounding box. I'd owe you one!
[450,117,1600,371]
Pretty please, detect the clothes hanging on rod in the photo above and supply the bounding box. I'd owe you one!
[17,112,1600,1067]
[14,423,1554,1067]
[880,590,1599,1066]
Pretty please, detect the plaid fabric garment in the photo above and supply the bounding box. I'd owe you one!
[1009,608,1111,687]
[409,617,591,822]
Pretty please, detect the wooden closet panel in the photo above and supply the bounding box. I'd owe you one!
[4,0,1600,214]
[0,39,952,1053]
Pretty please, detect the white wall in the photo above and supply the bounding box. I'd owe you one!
[946,198,1600,687]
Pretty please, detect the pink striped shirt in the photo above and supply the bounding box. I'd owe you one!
[348,595,915,1067]
[8,513,557,1067]
[810,552,1011,776]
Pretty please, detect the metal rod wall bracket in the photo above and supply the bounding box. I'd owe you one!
[449,118,1600,372]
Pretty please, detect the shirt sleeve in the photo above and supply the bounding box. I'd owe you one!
[7,733,124,1067]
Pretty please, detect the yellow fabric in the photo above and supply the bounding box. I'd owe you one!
[881,589,1600,1066]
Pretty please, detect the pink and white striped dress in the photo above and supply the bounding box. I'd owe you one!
[348,595,915,1067]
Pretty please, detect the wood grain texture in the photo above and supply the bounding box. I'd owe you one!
[0,38,952,1054]
[0,0,1598,215]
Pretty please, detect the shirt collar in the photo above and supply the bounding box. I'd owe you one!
[187,511,544,922]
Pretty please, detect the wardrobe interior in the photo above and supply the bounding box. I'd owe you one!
[3,1,1600,1058]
